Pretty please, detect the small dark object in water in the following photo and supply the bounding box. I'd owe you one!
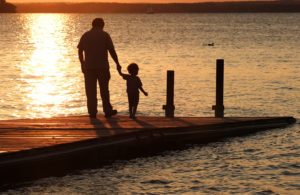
[208,43,214,46]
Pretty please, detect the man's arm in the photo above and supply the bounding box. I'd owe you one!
[109,48,121,72]
[78,48,86,73]
[106,33,122,72]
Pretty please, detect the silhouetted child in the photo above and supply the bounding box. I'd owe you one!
[118,63,148,118]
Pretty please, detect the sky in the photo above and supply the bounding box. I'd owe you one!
[9,0,261,3]
[9,0,206,3]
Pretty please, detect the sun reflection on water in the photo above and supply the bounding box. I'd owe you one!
[21,14,71,118]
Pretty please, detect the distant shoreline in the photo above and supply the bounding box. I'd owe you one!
[11,1,300,13]
[0,2,16,13]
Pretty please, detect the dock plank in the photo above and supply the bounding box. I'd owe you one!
[0,115,295,154]
[0,115,296,185]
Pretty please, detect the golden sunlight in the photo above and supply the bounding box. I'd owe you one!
[21,14,69,118]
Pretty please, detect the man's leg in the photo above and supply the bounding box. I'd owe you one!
[97,70,115,116]
[84,71,98,117]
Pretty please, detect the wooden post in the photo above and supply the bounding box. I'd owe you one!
[212,59,225,118]
[163,70,175,117]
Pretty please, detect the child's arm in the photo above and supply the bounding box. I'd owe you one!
[139,87,148,96]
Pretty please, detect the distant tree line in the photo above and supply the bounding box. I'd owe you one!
[5,1,300,13]
[0,0,16,13]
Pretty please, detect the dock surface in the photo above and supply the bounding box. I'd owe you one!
[0,115,294,154]
[0,115,296,186]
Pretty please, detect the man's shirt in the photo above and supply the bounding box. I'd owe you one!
[78,28,114,70]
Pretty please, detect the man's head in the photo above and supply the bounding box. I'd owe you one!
[92,18,105,29]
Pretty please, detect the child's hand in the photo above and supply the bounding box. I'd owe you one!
[144,92,148,96]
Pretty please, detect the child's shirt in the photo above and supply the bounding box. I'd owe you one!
[121,74,142,94]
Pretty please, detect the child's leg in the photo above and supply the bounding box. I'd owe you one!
[132,93,139,118]
[129,105,133,117]
[132,104,138,118]
[128,93,134,117]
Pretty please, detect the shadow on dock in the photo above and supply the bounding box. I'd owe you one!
[0,115,296,190]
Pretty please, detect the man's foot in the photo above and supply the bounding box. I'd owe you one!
[129,115,136,119]
[89,114,97,118]
[105,109,117,118]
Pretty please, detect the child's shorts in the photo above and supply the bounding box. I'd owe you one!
[127,92,139,106]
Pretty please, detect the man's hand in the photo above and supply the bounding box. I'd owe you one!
[117,64,122,73]
[81,62,87,74]
[78,48,86,73]
[81,67,87,74]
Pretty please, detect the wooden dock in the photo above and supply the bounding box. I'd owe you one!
[0,115,296,186]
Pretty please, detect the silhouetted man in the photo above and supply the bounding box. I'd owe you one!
[78,18,121,118]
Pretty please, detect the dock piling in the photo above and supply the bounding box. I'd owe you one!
[212,59,225,118]
[163,70,175,117]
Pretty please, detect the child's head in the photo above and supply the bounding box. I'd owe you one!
[127,63,139,76]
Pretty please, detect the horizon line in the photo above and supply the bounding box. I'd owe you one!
[10,0,280,4]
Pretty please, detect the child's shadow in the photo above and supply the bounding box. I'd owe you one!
[132,117,156,129]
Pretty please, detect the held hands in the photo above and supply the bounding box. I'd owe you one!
[117,64,122,73]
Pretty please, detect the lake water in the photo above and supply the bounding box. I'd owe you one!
[0,13,299,194]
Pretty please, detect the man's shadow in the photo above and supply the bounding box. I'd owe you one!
[89,115,158,138]
[89,116,123,138]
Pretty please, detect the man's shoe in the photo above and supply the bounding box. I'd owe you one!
[111,109,117,116]
[89,114,97,118]
[129,115,136,119]
[105,110,117,118]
